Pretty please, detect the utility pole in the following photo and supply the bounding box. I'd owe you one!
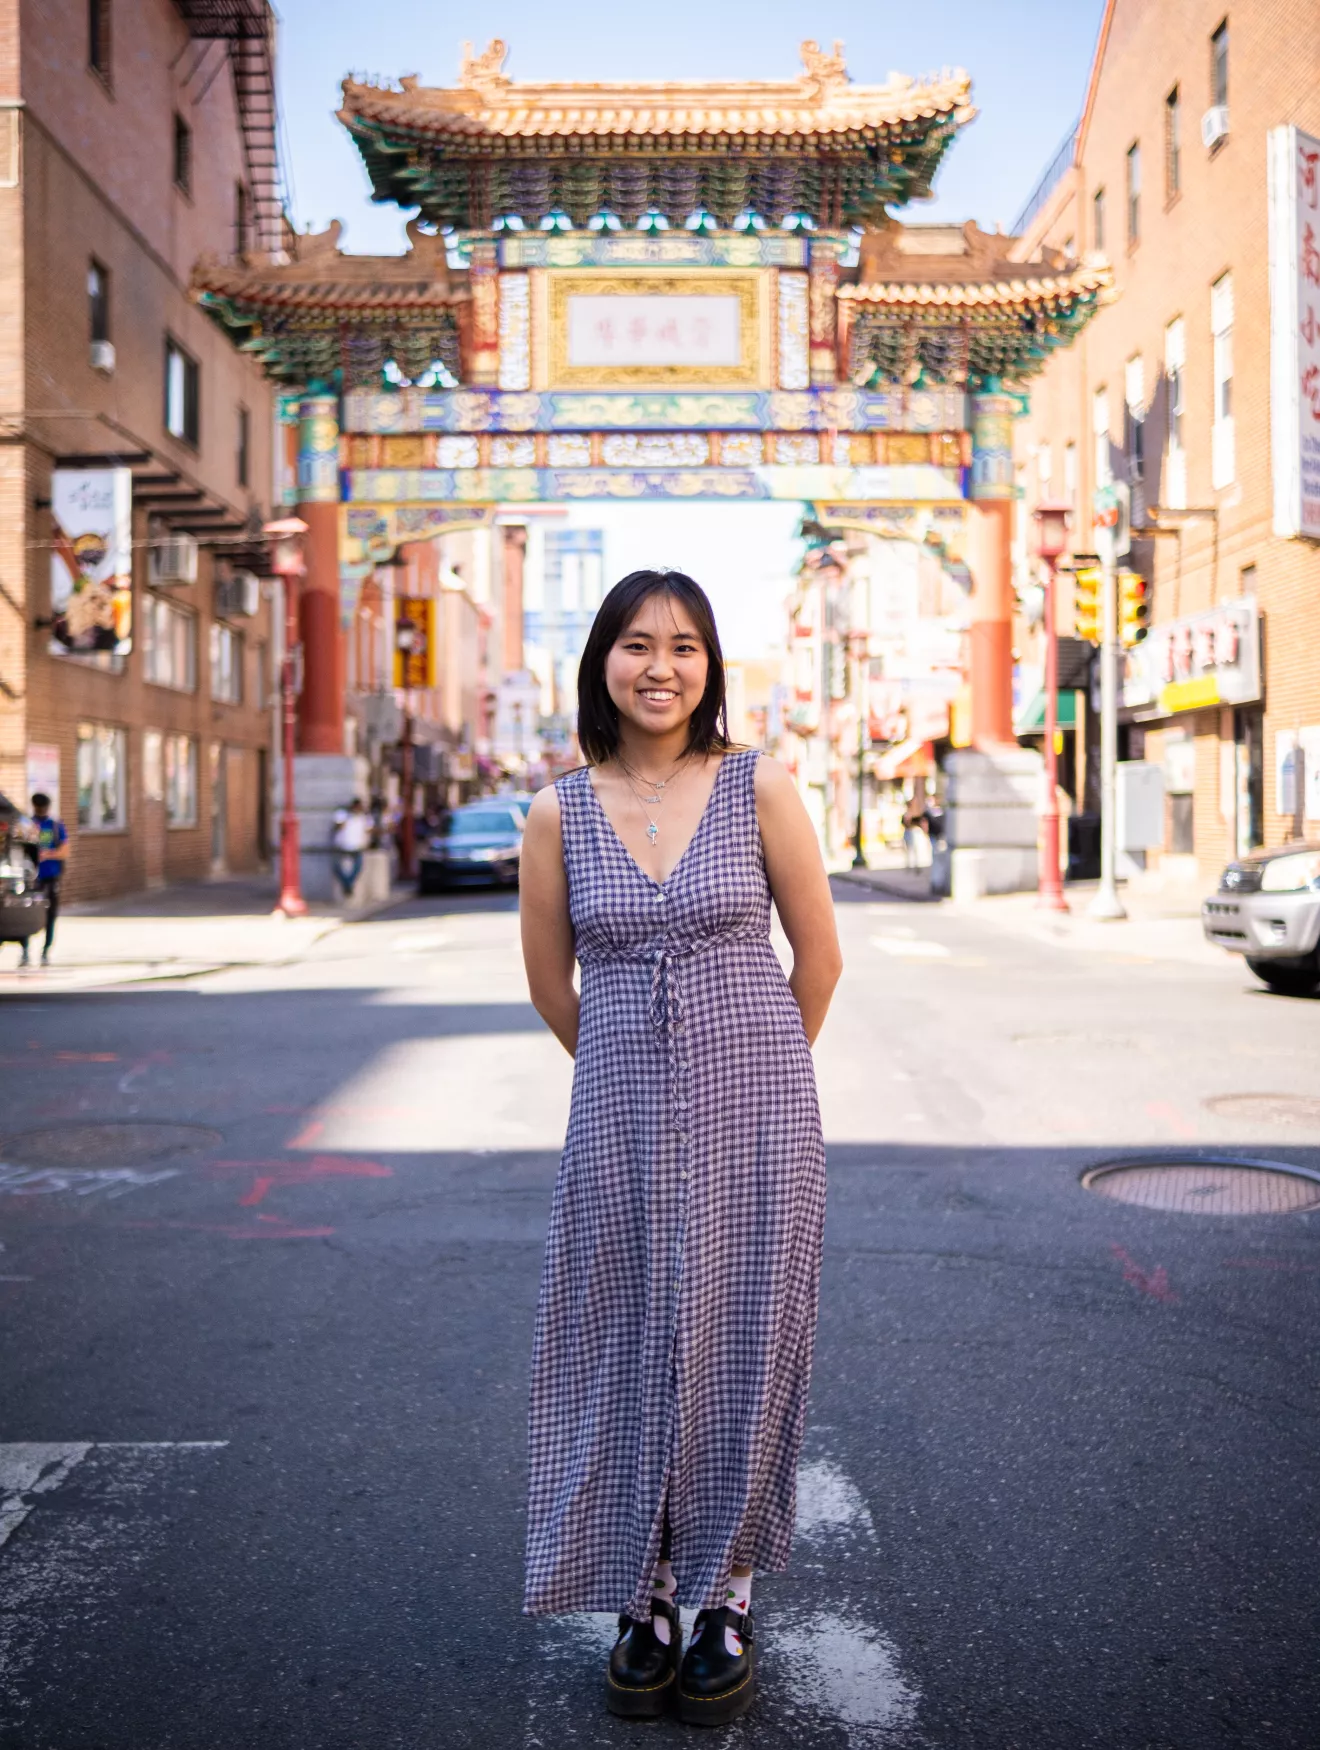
[1090,488,1127,920]
[265,518,309,918]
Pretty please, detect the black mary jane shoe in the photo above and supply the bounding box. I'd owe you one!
[677,1605,755,1726]
[605,1596,682,1719]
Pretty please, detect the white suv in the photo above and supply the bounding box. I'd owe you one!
[1202,843,1320,995]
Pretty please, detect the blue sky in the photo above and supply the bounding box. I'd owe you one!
[274,0,1107,254]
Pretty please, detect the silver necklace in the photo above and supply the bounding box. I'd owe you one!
[616,752,692,844]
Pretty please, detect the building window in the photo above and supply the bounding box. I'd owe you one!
[235,182,249,256]
[237,405,249,488]
[76,723,126,831]
[142,592,197,692]
[1093,387,1111,487]
[1211,19,1229,111]
[1165,86,1182,198]
[1063,440,1077,507]
[143,730,164,803]
[164,734,198,828]
[1211,272,1235,487]
[1093,186,1106,252]
[88,259,109,344]
[165,338,200,445]
[1126,143,1141,245]
[210,621,243,704]
[1164,316,1187,508]
[89,0,111,83]
[173,112,192,196]
[1125,356,1145,483]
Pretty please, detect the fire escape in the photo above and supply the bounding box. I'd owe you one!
[175,1,285,256]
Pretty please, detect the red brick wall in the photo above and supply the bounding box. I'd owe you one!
[1015,0,1320,876]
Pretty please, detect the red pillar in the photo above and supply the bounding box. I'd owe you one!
[967,501,1015,747]
[294,393,344,755]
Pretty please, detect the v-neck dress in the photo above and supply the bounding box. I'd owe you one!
[523,750,826,1619]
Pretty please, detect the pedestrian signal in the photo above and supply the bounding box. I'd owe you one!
[1118,570,1150,647]
[1072,567,1101,645]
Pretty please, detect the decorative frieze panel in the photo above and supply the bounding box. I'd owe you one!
[345,464,964,504]
[490,434,538,467]
[342,385,968,434]
[717,433,764,467]
[600,433,710,468]
[776,272,810,391]
[546,433,593,466]
[497,272,532,390]
[498,233,810,270]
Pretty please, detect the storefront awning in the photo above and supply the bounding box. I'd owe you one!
[873,737,935,781]
[1015,689,1079,735]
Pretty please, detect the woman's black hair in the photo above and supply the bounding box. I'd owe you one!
[576,569,732,766]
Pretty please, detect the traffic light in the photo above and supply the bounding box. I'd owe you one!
[1072,566,1101,645]
[1118,570,1151,647]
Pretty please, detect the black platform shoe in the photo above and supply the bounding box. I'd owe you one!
[677,1606,755,1726]
[605,1596,682,1718]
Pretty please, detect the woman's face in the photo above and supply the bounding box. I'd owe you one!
[604,591,710,744]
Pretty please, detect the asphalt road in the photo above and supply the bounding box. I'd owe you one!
[2,885,1319,1750]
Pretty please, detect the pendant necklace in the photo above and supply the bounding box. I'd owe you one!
[617,752,691,845]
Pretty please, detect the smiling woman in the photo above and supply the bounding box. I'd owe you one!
[518,566,841,1725]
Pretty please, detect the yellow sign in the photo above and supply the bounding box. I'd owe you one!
[394,597,439,690]
[1159,675,1220,714]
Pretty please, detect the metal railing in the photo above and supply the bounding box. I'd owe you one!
[1010,122,1079,238]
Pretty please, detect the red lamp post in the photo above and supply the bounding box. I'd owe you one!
[265,517,309,918]
[1033,502,1071,913]
[394,613,419,883]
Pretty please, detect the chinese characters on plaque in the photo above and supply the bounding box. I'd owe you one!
[566,295,742,369]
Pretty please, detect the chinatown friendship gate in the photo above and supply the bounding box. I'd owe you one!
[193,40,1110,895]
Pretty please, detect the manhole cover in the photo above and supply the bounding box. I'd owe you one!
[1083,1156,1320,1215]
[0,1123,222,1166]
[1204,1093,1320,1127]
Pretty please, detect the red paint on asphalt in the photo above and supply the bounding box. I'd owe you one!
[204,1155,393,1208]
[1143,1099,1199,1139]
[1111,1244,1179,1302]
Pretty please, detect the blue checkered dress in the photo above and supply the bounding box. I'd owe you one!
[524,750,826,1620]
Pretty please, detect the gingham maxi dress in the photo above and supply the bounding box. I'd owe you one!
[524,750,826,1620]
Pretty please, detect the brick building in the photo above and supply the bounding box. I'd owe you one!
[1013,0,1320,880]
[0,0,281,901]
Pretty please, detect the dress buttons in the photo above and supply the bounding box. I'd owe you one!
[680,1171,690,1181]
[655,891,666,903]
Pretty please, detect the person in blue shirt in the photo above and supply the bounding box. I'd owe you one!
[21,791,66,968]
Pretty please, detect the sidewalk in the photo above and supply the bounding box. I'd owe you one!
[836,862,1226,967]
[0,876,402,994]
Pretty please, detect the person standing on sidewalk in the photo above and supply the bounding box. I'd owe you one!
[519,570,842,1725]
[331,798,369,902]
[21,792,66,968]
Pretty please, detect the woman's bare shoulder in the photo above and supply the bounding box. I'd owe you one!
[752,754,797,802]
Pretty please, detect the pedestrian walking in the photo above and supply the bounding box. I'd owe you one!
[902,792,928,870]
[21,792,66,967]
[519,569,841,1725]
[331,798,369,901]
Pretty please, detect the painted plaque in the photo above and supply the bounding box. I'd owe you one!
[548,273,764,388]
[566,294,741,369]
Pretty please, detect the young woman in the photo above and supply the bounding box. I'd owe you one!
[520,569,842,1725]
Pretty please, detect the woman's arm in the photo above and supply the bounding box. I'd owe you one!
[519,785,580,1057]
[755,756,843,1045]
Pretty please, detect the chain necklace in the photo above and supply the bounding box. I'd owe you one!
[615,751,693,845]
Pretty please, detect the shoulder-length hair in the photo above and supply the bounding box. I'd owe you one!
[576,568,733,766]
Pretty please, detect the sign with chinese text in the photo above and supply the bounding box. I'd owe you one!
[1268,125,1320,539]
[49,468,132,656]
[549,273,762,388]
[393,597,438,690]
[1121,596,1261,715]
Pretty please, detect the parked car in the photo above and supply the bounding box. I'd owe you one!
[1202,843,1320,994]
[418,801,525,893]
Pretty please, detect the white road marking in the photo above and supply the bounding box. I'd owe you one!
[870,935,951,959]
[794,1457,876,1539]
[774,1614,919,1743]
[0,1164,182,1199]
[0,1445,91,1547]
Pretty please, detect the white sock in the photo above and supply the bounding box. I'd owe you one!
[651,1559,677,1644]
[723,1572,751,1654]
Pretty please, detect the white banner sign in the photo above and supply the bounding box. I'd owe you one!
[1122,596,1261,715]
[1267,125,1320,539]
[566,294,741,368]
[50,467,133,655]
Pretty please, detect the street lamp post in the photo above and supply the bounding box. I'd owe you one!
[395,614,419,882]
[1032,503,1071,913]
[265,517,308,918]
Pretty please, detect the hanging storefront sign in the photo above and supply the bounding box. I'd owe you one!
[1267,124,1320,539]
[1122,596,1261,716]
[49,468,132,656]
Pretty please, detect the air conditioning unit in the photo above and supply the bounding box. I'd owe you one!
[89,340,116,375]
[1201,106,1230,149]
[215,569,260,620]
[149,532,199,587]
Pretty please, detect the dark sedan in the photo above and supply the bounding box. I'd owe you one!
[418,802,525,893]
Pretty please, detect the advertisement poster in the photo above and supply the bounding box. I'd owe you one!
[1268,125,1320,539]
[24,744,60,817]
[49,467,133,656]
